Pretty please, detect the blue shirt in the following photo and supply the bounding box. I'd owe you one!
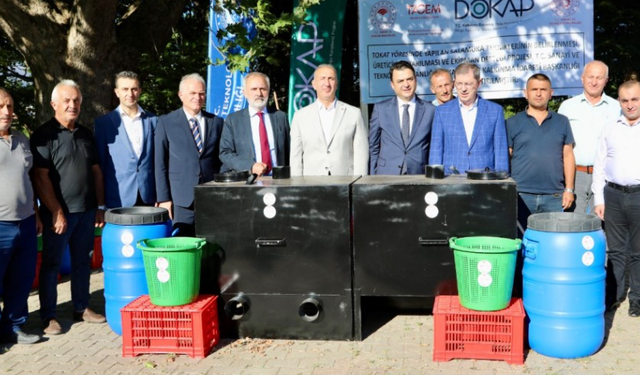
[507,110,574,194]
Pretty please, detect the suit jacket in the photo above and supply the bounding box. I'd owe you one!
[94,109,157,208]
[428,97,508,175]
[219,108,290,172]
[290,100,369,176]
[154,108,224,208]
[369,96,436,175]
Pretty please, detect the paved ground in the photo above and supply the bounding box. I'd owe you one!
[1,271,639,375]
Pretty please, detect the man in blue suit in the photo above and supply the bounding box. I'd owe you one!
[369,61,436,175]
[155,73,224,236]
[429,62,509,175]
[95,71,157,208]
[220,72,290,175]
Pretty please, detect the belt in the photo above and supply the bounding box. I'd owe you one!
[576,165,593,174]
[607,181,640,194]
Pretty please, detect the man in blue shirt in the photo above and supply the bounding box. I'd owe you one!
[507,73,575,232]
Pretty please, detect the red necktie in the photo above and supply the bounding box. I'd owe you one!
[257,111,272,171]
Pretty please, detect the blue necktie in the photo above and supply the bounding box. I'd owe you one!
[401,104,410,146]
[189,118,203,154]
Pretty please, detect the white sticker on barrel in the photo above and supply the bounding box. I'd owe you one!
[263,193,276,206]
[121,244,134,258]
[477,260,493,274]
[478,273,493,287]
[120,231,133,245]
[582,235,595,250]
[582,251,595,266]
[264,205,276,219]
[157,270,170,283]
[156,257,169,270]
[425,205,439,219]
[424,191,438,205]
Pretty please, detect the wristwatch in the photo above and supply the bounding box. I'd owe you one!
[97,205,108,211]
[564,188,575,194]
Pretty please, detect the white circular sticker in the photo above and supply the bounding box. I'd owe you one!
[155,257,169,270]
[478,273,493,287]
[582,251,595,266]
[121,245,134,258]
[477,260,493,274]
[120,231,134,245]
[582,235,595,250]
[263,193,276,206]
[157,270,170,283]
[264,205,276,219]
[424,192,439,205]
[425,205,439,219]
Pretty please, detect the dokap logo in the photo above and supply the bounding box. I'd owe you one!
[455,0,535,19]
[550,0,580,17]
[370,1,397,30]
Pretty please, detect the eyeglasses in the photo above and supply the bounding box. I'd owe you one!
[454,82,477,89]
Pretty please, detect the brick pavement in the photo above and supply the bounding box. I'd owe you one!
[2,271,639,375]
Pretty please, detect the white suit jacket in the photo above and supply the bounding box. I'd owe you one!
[290,100,369,176]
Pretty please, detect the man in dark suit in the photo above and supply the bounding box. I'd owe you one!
[429,62,508,175]
[95,71,157,208]
[220,72,290,175]
[155,73,224,236]
[369,61,436,175]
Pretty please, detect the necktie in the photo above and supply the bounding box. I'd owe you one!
[257,111,272,171]
[401,104,410,146]
[189,118,203,154]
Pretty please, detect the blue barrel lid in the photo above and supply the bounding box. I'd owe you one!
[527,212,601,232]
[105,207,169,225]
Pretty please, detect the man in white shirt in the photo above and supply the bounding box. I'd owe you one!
[430,69,454,107]
[558,61,621,214]
[592,80,640,317]
[95,71,158,208]
[290,64,368,176]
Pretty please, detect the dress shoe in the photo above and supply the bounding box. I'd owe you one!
[73,308,106,323]
[629,300,640,317]
[0,328,41,345]
[43,319,62,335]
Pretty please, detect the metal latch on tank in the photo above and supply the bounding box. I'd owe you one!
[255,237,287,247]
[418,237,449,246]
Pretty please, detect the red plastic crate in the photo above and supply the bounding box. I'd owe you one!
[433,296,525,365]
[121,295,219,358]
[91,235,102,269]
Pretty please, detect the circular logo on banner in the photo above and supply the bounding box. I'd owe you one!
[550,0,580,17]
[370,1,397,30]
[264,205,276,219]
[425,205,439,219]
[477,260,493,274]
[582,251,595,266]
[120,231,133,245]
[156,257,169,270]
[582,235,595,250]
[157,270,170,283]
[424,192,439,205]
[263,193,276,206]
[478,273,493,287]
[121,245,134,258]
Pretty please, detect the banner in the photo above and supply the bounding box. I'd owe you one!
[288,0,346,121]
[207,3,256,117]
[359,0,594,103]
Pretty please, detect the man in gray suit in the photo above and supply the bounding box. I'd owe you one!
[369,60,436,175]
[220,72,290,175]
[290,64,368,176]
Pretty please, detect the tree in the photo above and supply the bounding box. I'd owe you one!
[0,0,191,126]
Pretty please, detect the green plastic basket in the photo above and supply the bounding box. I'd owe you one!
[137,237,205,306]
[450,237,522,311]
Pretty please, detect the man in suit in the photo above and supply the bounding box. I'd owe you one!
[220,72,290,175]
[429,62,508,175]
[290,64,368,176]
[95,71,157,208]
[155,73,224,236]
[369,60,435,175]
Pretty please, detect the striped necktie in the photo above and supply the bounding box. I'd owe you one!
[189,118,203,154]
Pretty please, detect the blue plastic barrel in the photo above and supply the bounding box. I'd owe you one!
[523,213,606,358]
[102,207,171,335]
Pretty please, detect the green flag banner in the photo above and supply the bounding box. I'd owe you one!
[287,0,346,122]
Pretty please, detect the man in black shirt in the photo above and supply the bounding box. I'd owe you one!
[31,80,107,335]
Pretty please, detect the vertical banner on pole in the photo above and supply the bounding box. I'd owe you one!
[287,0,346,122]
[207,2,256,118]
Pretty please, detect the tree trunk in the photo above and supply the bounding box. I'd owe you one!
[0,0,190,127]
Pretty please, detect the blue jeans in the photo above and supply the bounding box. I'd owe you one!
[0,215,37,335]
[39,210,95,321]
[517,192,563,234]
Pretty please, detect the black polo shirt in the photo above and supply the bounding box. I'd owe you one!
[31,118,98,213]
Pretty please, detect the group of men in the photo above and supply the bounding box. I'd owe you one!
[1,57,639,346]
